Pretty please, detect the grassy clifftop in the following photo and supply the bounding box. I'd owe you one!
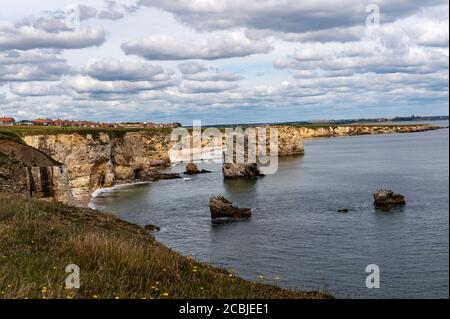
[0,122,436,138]
[0,126,173,139]
[0,193,331,299]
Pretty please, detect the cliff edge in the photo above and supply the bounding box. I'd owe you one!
[0,133,73,203]
[23,131,174,199]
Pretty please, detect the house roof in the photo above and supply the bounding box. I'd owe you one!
[0,117,15,123]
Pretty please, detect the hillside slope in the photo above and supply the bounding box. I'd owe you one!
[0,193,331,299]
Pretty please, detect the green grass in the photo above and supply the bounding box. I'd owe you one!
[0,131,25,144]
[0,126,173,140]
[0,194,332,299]
[1,123,434,137]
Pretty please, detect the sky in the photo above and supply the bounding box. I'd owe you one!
[0,0,448,125]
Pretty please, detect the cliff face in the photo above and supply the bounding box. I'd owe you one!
[0,137,73,203]
[18,124,439,198]
[295,124,438,138]
[276,126,305,155]
[23,132,173,199]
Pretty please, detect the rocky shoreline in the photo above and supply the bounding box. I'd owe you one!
[0,123,442,203]
[0,123,443,298]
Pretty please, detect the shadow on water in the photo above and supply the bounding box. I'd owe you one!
[222,178,258,197]
[374,205,407,214]
[211,217,252,227]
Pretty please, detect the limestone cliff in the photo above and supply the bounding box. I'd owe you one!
[0,136,73,203]
[23,132,173,199]
[295,124,439,138]
[18,124,439,198]
[276,126,305,155]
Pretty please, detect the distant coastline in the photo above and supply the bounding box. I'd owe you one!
[196,115,449,129]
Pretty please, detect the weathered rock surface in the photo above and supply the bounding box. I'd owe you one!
[222,162,262,178]
[23,132,174,198]
[185,163,211,175]
[276,126,305,156]
[0,137,73,204]
[373,189,406,210]
[209,196,252,219]
[144,224,161,232]
[19,124,440,198]
[296,124,440,139]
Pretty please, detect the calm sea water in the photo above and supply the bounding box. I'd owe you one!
[91,121,449,298]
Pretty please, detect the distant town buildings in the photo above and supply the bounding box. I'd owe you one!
[0,117,15,126]
[0,116,181,129]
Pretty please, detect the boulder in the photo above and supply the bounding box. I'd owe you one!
[144,224,160,232]
[209,196,252,219]
[373,189,406,210]
[185,163,211,175]
[222,163,262,178]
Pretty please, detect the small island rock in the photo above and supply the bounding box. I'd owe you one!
[373,189,406,210]
[222,163,262,178]
[209,196,252,219]
[185,163,211,175]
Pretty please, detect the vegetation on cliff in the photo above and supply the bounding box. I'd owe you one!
[0,193,331,299]
[0,126,173,140]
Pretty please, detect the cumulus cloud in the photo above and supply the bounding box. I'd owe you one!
[138,0,447,40]
[60,59,179,100]
[1,0,448,123]
[64,74,177,94]
[177,62,243,93]
[178,62,243,81]
[275,24,448,79]
[82,59,175,82]
[180,80,238,93]
[0,49,70,82]
[0,21,106,51]
[183,71,243,82]
[122,32,273,60]
[79,1,127,21]
[9,82,64,96]
[178,61,207,74]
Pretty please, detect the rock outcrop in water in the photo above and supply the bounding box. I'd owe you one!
[0,135,73,203]
[222,163,262,178]
[185,163,211,175]
[209,196,252,219]
[144,224,161,232]
[373,189,406,210]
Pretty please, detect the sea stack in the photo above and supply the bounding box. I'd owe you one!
[209,196,252,219]
[222,162,262,178]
